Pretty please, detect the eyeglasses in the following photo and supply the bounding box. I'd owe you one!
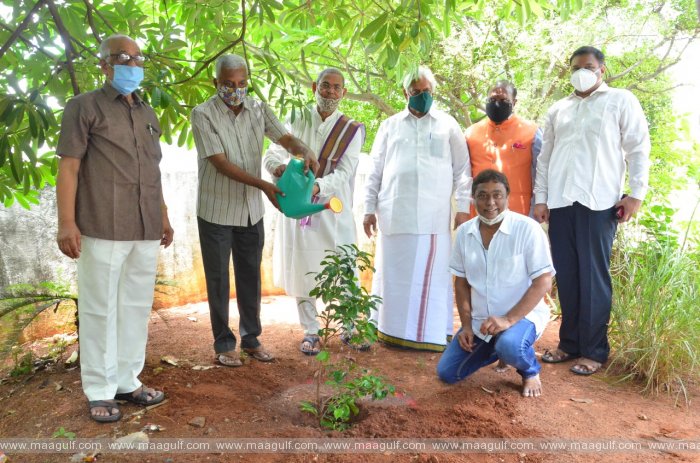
[475,192,506,201]
[319,82,343,92]
[110,53,146,66]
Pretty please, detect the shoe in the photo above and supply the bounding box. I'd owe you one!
[300,335,321,356]
[541,349,578,364]
[216,352,243,367]
[570,359,602,376]
[340,332,371,352]
[242,345,275,362]
[114,385,165,406]
[88,400,121,423]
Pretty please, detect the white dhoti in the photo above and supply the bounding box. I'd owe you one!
[371,233,454,351]
[272,209,356,334]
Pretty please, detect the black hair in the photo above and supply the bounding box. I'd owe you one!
[472,169,510,196]
[490,80,517,99]
[569,46,605,65]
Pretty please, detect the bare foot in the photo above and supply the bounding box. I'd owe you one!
[522,374,542,398]
[494,360,510,373]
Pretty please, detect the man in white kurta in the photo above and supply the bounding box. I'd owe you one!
[263,68,364,354]
[363,66,472,352]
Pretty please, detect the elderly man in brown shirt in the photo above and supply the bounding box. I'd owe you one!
[55,34,173,423]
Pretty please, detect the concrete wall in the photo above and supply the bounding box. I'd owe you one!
[0,145,377,318]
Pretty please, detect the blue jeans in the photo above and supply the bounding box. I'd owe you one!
[437,318,540,384]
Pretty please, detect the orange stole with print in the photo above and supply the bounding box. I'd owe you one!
[316,115,364,179]
[465,114,538,216]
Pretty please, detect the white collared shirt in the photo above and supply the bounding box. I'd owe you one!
[534,83,651,210]
[449,211,555,342]
[191,96,287,226]
[364,108,472,235]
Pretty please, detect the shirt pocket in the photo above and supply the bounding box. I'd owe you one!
[494,253,526,287]
[430,132,448,158]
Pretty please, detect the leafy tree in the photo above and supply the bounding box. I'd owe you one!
[0,0,697,209]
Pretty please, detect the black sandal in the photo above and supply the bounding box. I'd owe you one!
[300,335,321,356]
[88,400,121,423]
[541,349,578,364]
[115,386,165,406]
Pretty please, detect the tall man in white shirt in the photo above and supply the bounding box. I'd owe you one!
[533,46,651,375]
[363,66,472,352]
[191,54,319,367]
[437,170,555,397]
[263,68,364,355]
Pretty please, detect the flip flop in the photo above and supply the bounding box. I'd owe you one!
[340,332,371,352]
[570,361,602,376]
[300,335,321,356]
[242,346,275,362]
[216,353,243,367]
[88,400,121,423]
[541,349,578,364]
[115,386,165,406]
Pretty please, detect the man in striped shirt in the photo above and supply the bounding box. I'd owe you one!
[191,54,318,367]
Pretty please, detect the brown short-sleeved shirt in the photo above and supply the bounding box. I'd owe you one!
[56,84,163,241]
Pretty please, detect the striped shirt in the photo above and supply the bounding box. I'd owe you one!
[191,96,287,226]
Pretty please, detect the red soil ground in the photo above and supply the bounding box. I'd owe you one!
[0,296,698,463]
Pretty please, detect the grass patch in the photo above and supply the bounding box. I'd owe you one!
[609,235,699,403]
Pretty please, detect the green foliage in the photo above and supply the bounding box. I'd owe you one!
[609,221,700,403]
[309,244,380,345]
[0,281,78,358]
[10,346,34,377]
[52,427,76,439]
[0,0,589,207]
[302,244,393,431]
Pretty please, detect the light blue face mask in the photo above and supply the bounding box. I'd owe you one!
[110,65,144,95]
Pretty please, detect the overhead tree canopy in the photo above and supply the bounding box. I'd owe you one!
[0,0,698,209]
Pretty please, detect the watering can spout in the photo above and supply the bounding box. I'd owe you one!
[275,157,343,220]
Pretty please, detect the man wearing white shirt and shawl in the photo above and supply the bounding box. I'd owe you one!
[264,68,364,355]
[363,66,472,352]
[533,46,651,376]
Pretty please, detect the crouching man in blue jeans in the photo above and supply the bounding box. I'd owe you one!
[437,169,555,397]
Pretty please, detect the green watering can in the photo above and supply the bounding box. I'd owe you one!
[275,156,343,219]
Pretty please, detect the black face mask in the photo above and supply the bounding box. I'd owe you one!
[485,100,513,123]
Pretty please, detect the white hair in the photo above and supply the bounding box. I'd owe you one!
[402,65,438,92]
[215,54,248,78]
[99,34,136,60]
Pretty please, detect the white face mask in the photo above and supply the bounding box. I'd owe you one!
[315,88,341,114]
[570,68,600,93]
[478,209,508,226]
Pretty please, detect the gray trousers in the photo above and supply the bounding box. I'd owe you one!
[197,217,264,353]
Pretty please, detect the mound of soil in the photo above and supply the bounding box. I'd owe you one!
[0,297,697,463]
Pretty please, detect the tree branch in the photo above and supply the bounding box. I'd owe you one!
[82,0,101,43]
[45,0,80,95]
[345,91,396,116]
[0,21,57,60]
[0,0,45,61]
[83,0,117,34]
[167,0,246,86]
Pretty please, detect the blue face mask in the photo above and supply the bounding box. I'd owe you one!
[110,65,144,95]
[408,91,433,113]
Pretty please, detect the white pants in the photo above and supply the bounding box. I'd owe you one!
[77,236,160,401]
[296,297,320,335]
